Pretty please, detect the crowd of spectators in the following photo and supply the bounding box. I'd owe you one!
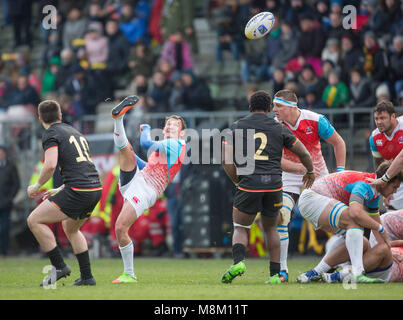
[0,0,402,131]
[211,0,402,113]
[0,0,215,135]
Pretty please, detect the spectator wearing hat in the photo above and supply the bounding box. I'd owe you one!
[0,146,20,256]
[41,56,62,97]
[389,35,403,100]
[358,30,388,85]
[375,83,391,103]
[329,0,343,13]
[321,37,341,66]
[83,22,109,67]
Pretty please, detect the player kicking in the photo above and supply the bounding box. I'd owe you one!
[296,163,403,283]
[27,100,102,286]
[321,210,403,283]
[110,96,186,284]
[272,89,346,281]
[221,90,315,284]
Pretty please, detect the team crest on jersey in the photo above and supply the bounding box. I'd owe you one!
[305,126,313,135]
[399,136,403,144]
[376,139,383,146]
[132,196,140,204]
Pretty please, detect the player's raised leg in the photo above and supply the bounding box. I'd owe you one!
[62,218,96,286]
[112,200,139,283]
[27,200,71,286]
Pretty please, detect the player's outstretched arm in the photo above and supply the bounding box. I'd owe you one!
[287,140,315,188]
[368,149,403,187]
[325,131,346,172]
[27,147,58,198]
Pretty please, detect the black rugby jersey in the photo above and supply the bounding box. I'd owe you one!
[42,122,101,190]
[225,113,297,189]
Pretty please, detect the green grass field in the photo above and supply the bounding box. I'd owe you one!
[0,256,402,300]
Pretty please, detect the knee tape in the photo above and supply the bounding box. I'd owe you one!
[233,222,252,229]
[279,193,295,226]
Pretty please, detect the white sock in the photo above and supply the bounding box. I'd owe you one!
[113,116,128,149]
[314,260,331,274]
[277,224,289,272]
[119,241,135,277]
[345,228,364,277]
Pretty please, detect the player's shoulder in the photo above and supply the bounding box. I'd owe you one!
[299,109,322,122]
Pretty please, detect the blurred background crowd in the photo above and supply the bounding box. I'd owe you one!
[0,0,402,259]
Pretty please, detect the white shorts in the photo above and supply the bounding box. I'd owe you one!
[367,263,393,282]
[299,189,347,231]
[119,169,158,217]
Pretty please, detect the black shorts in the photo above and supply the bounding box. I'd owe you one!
[48,186,102,220]
[233,188,283,218]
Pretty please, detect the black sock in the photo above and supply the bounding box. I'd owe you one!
[232,243,246,264]
[46,246,66,269]
[76,251,93,280]
[270,261,281,276]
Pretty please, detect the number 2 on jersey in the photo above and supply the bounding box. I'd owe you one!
[254,132,269,160]
[69,135,93,163]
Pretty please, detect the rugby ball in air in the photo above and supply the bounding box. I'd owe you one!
[244,12,275,40]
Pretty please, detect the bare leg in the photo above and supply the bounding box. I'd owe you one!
[27,200,69,252]
[115,200,138,247]
[62,218,89,254]
[261,215,280,263]
[119,142,137,173]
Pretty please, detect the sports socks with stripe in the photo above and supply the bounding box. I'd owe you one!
[113,116,128,150]
[345,228,364,277]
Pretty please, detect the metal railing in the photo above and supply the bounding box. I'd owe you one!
[2,106,402,221]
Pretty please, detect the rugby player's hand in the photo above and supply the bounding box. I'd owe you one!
[302,172,315,189]
[392,252,403,262]
[42,184,65,201]
[27,184,40,198]
[366,177,387,187]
